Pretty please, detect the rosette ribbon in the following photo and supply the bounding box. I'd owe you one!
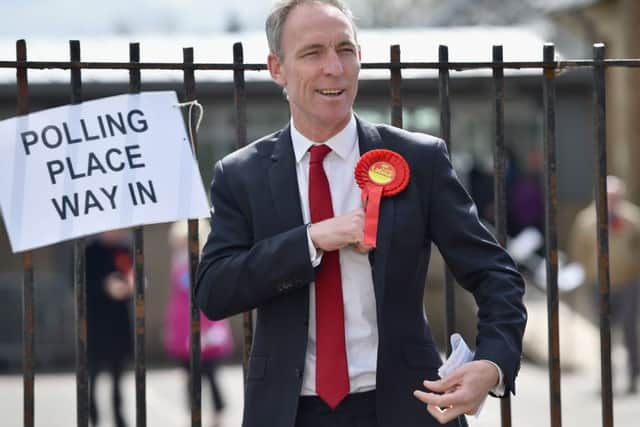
[355,149,410,247]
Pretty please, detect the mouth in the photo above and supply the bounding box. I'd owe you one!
[316,89,345,97]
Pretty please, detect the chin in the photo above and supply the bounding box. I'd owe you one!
[319,106,351,121]
[320,114,350,128]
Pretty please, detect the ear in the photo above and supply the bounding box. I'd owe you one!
[267,53,286,87]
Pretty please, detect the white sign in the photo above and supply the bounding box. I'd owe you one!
[0,91,210,253]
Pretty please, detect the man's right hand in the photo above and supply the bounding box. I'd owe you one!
[309,208,372,254]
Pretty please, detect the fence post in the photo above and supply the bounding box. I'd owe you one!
[129,42,147,427]
[233,42,253,382]
[183,46,203,427]
[17,38,35,427]
[542,43,562,427]
[69,39,89,427]
[390,45,402,128]
[592,42,614,427]
[438,45,456,356]
[491,45,514,427]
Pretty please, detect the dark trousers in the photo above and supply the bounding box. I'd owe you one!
[89,358,127,427]
[295,391,377,427]
[592,281,640,389]
[611,283,640,382]
[181,360,226,413]
[294,390,468,427]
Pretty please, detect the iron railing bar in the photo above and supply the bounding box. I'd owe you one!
[492,46,507,249]
[17,38,35,427]
[492,45,513,427]
[593,43,613,427]
[390,45,403,128]
[3,58,640,71]
[0,61,268,70]
[543,43,562,427]
[366,60,640,69]
[69,40,89,427]
[233,43,248,151]
[233,42,253,382]
[129,42,147,427]
[438,45,456,357]
[183,47,203,427]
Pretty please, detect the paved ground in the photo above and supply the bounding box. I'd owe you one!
[0,358,638,427]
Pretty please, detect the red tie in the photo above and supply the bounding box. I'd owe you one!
[308,144,349,409]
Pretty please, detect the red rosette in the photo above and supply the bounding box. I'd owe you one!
[354,149,410,247]
[355,149,410,196]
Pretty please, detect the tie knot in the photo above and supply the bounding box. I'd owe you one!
[309,144,332,164]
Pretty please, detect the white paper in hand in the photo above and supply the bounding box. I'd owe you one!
[438,333,485,417]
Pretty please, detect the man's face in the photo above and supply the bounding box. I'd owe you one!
[268,2,361,141]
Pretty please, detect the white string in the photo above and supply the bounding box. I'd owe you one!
[174,100,203,155]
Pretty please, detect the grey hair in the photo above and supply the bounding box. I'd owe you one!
[265,0,357,60]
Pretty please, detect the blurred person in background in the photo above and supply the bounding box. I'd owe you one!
[165,220,234,427]
[508,145,544,237]
[86,229,134,427]
[569,175,640,394]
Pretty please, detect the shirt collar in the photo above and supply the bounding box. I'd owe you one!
[290,115,358,163]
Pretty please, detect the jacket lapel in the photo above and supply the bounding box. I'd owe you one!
[356,118,394,314]
[268,126,305,230]
[268,120,394,316]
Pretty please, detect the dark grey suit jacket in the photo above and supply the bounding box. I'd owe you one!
[195,118,527,427]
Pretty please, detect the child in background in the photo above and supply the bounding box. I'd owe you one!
[164,220,234,427]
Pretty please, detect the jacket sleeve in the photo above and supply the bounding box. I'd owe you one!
[428,140,527,395]
[195,159,316,320]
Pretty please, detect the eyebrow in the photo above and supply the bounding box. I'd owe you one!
[297,43,325,55]
[296,40,357,56]
[336,41,357,49]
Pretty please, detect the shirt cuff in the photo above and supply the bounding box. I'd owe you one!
[306,224,323,267]
[486,360,505,396]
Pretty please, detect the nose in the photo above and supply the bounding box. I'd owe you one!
[323,49,344,76]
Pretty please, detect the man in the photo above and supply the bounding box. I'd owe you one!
[569,175,640,395]
[195,1,527,426]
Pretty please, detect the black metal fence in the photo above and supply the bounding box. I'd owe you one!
[2,39,636,427]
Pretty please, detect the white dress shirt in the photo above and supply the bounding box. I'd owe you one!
[290,115,504,398]
[290,116,379,395]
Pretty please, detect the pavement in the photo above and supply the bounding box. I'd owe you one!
[1,291,638,427]
[1,356,639,427]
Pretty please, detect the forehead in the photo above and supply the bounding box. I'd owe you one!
[281,2,356,52]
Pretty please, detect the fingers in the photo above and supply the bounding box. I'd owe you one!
[426,402,467,424]
[346,208,371,252]
[352,241,373,254]
[423,370,462,393]
[309,208,367,251]
[413,388,460,408]
[414,366,491,425]
[413,389,476,424]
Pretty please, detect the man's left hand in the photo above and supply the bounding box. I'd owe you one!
[412,360,499,424]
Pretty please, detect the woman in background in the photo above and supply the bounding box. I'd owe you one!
[164,220,234,427]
